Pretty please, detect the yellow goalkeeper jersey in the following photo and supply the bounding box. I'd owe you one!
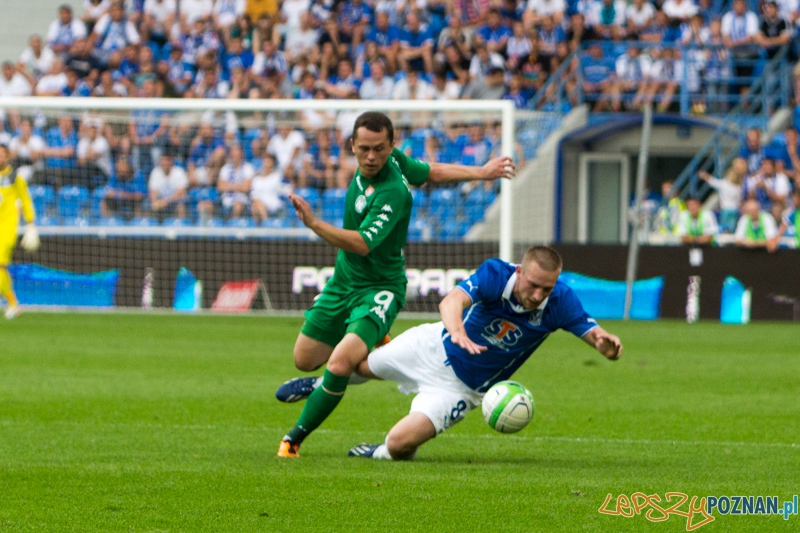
[0,165,35,235]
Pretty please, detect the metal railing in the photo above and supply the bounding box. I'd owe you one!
[531,41,791,120]
[666,44,791,202]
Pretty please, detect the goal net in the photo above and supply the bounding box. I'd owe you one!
[2,97,555,313]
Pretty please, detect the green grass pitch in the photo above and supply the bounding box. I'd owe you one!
[1,314,798,532]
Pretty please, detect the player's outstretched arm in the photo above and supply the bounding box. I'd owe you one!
[439,288,487,355]
[289,193,369,256]
[582,327,622,360]
[427,156,515,185]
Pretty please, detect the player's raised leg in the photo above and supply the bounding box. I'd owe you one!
[278,331,370,457]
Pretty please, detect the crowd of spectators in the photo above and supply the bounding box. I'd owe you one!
[0,0,798,234]
[652,126,800,249]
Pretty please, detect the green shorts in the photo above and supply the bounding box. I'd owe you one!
[301,280,403,349]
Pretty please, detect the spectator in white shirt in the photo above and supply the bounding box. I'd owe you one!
[625,0,656,38]
[0,62,32,97]
[18,35,56,85]
[677,196,719,245]
[744,157,792,222]
[662,0,698,25]
[34,58,68,96]
[721,0,760,95]
[83,0,111,33]
[217,144,255,219]
[698,157,746,233]
[735,198,777,248]
[148,153,188,219]
[610,47,649,112]
[9,120,45,183]
[392,68,435,99]
[360,61,395,100]
[212,0,245,33]
[251,153,292,223]
[268,122,306,181]
[180,0,214,30]
[431,70,462,100]
[77,122,113,187]
[47,4,88,57]
[524,0,567,28]
[143,0,177,45]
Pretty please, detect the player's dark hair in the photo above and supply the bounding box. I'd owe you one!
[352,112,394,144]
[522,246,562,272]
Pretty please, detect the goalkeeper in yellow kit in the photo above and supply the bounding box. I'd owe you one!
[0,143,39,319]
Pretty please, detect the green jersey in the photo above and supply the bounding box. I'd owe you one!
[329,148,430,297]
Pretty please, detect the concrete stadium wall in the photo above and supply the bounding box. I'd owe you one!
[0,1,82,63]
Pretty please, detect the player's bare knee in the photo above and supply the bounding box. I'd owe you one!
[293,355,319,372]
[386,432,417,460]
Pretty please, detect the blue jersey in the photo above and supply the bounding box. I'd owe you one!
[443,259,597,392]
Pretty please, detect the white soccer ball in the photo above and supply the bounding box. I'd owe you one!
[482,380,534,434]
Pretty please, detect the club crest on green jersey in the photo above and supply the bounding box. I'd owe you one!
[355,194,367,214]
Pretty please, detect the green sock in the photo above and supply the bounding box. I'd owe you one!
[285,369,350,444]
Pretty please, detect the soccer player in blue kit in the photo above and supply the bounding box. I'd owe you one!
[348,245,623,460]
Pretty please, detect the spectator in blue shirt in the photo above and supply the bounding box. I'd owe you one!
[476,8,512,58]
[580,43,616,112]
[538,15,566,60]
[42,115,80,187]
[223,35,254,78]
[325,58,360,98]
[504,73,529,109]
[740,128,765,174]
[188,122,226,188]
[61,68,92,96]
[101,158,147,219]
[129,79,169,175]
[339,0,373,52]
[367,11,401,75]
[301,129,341,190]
[399,11,435,74]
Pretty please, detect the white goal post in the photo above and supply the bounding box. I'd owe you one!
[0,97,516,260]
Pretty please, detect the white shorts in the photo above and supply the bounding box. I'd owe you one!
[367,322,483,435]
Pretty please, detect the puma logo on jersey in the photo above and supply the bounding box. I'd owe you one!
[480,319,523,349]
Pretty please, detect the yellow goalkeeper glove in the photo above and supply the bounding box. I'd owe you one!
[21,224,40,252]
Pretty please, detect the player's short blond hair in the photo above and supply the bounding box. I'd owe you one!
[521,246,562,273]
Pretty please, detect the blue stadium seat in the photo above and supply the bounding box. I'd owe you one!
[294,187,321,211]
[189,187,219,218]
[464,188,496,224]
[410,188,428,212]
[225,217,255,228]
[28,185,55,216]
[321,188,347,220]
[428,188,461,219]
[261,217,294,229]
[60,216,91,227]
[91,187,108,218]
[129,217,159,227]
[57,186,90,218]
[202,217,225,227]
[97,216,126,227]
[37,214,59,226]
[437,219,469,242]
[162,217,191,227]
[407,218,432,242]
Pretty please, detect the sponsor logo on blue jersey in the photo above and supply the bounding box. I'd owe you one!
[480,318,524,349]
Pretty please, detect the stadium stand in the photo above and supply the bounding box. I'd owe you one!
[0,0,798,240]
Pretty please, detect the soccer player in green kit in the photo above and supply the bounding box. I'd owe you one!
[277,112,515,457]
